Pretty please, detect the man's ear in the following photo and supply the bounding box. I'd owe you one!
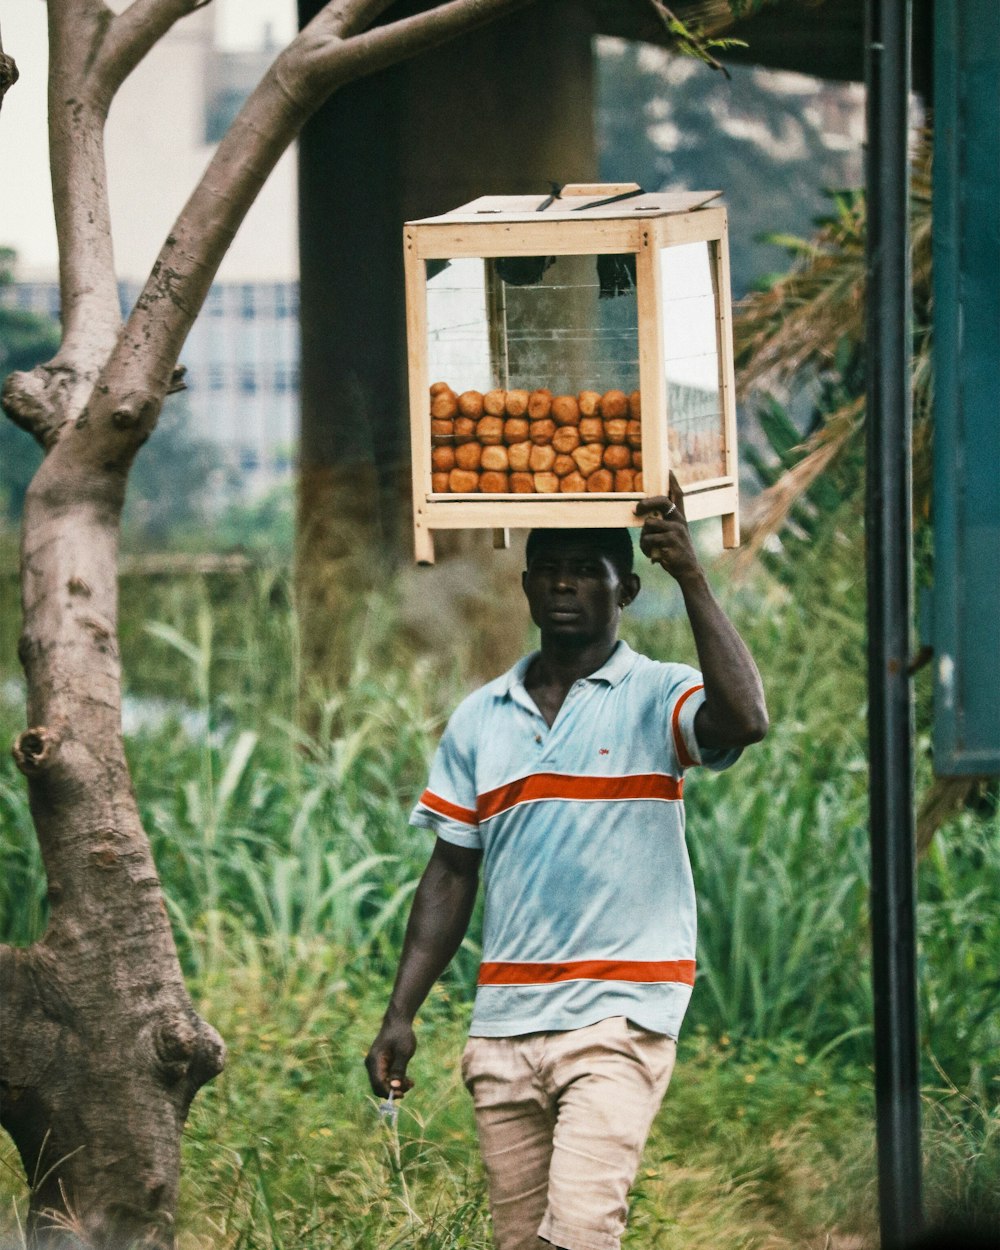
[621,573,641,607]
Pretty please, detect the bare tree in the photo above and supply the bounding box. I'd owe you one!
[0,2,530,1244]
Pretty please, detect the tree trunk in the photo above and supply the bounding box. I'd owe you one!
[0,394,223,1248]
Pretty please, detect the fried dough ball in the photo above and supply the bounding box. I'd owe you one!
[571,444,604,478]
[505,389,530,417]
[553,454,576,477]
[600,389,628,420]
[431,392,459,420]
[604,419,628,446]
[454,417,477,444]
[481,445,510,472]
[628,390,642,420]
[603,444,631,470]
[480,470,510,493]
[449,468,479,492]
[510,472,535,493]
[614,468,637,492]
[432,471,450,493]
[457,391,484,419]
[635,471,644,491]
[551,395,580,426]
[431,419,454,443]
[477,416,504,445]
[483,389,507,417]
[632,449,643,469]
[529,444,556,472]
[507,442,532,472]
[552,426,581,455]
[533,472,560,494]
[579,417,604,445]
[587,469,614,492]
[431,445,456,472]
[527,390,552,421]
[429,381,452,398]
[529,419,556,446]
[504,418,530,444]
[560,471,588,493]
[455,442,483,471]
[578,390,601,418]
[626,419,642,449]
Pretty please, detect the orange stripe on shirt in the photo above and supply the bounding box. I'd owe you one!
[478,958,696,987]
[476,772,683,822]
[671,684,704,769]
[418,789,478,826]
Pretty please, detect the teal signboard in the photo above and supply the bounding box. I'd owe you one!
[932,0,1000,776]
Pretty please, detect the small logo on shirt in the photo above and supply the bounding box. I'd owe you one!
[599,748,609,755]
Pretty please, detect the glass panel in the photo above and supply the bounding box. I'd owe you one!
[425,254,642,496]
[660,242,725,483]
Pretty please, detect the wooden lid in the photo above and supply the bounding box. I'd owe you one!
[407,185,722,226]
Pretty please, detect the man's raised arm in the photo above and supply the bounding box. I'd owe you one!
[365,837,482,1098]
[636,476,768,752]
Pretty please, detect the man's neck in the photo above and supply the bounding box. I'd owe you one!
[530,635,619,691]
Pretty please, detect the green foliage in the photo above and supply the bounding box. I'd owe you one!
[1,542,998,1241]
[0,247,56,523]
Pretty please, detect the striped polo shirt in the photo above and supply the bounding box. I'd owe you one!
[410,641,739,1039]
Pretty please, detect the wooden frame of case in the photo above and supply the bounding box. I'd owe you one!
[404,189,740,564]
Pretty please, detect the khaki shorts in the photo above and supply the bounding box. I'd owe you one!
[461,1016,677,1250]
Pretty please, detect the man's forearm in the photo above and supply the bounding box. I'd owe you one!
[384,850,479,1023]
[677,566,768,748]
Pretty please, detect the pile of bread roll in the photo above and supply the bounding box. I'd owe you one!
[428,384,644,495]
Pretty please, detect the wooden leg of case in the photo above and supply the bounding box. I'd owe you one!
[414,525,436,565]
[721,512,740,549]
[492,528,511,550]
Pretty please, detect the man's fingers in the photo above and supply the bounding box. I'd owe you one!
[635,495,672,518]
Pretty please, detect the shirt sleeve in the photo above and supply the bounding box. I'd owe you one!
[662,664,742,774]
[409,697,483,849]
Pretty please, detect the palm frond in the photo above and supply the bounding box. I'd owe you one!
[733,131,933,550]
[736,397,862,568]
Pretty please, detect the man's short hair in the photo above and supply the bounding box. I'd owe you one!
[525,528,635,580]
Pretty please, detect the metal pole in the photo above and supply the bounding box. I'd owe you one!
[864,1,923,1246]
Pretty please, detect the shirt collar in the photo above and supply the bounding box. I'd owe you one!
[498,639,638,698]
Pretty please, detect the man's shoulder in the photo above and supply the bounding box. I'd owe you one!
[619,647,701,689]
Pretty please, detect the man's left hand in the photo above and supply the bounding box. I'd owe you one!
[636,474,701,582]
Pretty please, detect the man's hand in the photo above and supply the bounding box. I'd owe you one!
[365,1013,417,1099]
[635,473,700,582]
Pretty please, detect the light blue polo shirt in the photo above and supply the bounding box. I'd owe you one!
[410,641,739,1039]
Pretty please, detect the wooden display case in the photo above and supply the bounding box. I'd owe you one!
[404,184,740,563]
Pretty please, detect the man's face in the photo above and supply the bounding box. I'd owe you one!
[522,541,638,647]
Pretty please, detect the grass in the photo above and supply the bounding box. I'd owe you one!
[1,528,998,1245]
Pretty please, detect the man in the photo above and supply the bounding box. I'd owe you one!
[366,479,768,1250]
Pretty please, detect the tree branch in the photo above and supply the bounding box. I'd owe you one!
[94,1,213,101]
[300,0,535,86]
[83,0,533,449]
[0,18,19,114]
[330,0,398,38]
[46,1,123,391]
